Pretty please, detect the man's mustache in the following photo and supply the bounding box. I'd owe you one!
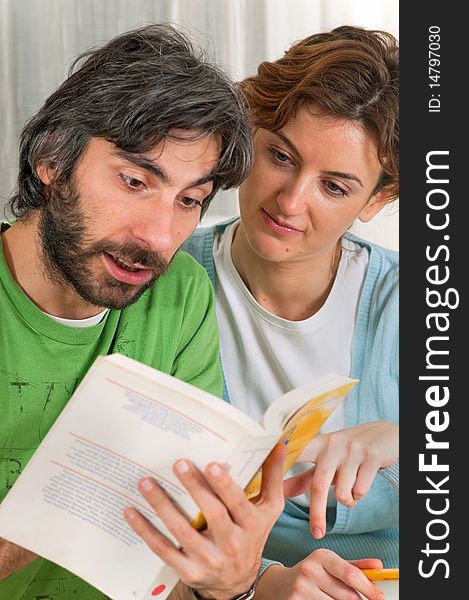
[84,240,169,272]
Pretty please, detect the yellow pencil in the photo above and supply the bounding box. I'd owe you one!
[362,568,400,581]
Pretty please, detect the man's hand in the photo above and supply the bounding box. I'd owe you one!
[284,421,399,539]
[124,444,287,600]
[0,537,37,580]
[255,550,385,600]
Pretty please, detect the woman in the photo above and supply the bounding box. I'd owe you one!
[127,25,398,600]
[183,24,399,571]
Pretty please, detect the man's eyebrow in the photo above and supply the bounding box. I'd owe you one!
[114,150,216,187]
[271,130,364,188]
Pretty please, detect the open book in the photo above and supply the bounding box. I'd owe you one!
[0,353,357,600]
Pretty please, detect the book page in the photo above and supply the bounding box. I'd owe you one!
[244,376,357,500]
[262,373,357,432]
[0,355,266,600]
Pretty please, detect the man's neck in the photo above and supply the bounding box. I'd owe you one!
[2,216,104,319]
[230,223,340,321]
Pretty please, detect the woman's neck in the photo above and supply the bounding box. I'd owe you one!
[230,224,341,321]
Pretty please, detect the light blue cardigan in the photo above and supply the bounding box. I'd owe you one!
[182,218,399,568]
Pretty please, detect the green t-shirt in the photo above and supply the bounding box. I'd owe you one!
[0,228,223,600]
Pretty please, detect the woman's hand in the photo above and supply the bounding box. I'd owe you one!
[284,421,399,538]
[124,444,286,600]
[255,550,385,600]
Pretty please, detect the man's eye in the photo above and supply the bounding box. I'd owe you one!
[179,197,203,209]
[119,173,145,190]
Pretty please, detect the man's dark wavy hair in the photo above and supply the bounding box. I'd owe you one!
[8,23,252,218]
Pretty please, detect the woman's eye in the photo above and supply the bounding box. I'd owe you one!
[268,146,291,164]
[120,173,145,190]
[325,181,348,197]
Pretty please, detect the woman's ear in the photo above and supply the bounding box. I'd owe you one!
[357,189,394,223]
[36,164,55,185]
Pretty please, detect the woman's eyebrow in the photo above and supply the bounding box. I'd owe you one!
[322,170,364,187]
[271,130,301,157]
[271,131,364,187]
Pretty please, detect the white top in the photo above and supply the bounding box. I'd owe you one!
[213,221,369,506]
[43,309,109,328]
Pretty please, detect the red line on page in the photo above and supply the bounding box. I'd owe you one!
[50,460,158,518]
[69,432,187,495]
[107,377,227,441]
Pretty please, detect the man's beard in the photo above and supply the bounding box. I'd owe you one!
[38,181,170,310]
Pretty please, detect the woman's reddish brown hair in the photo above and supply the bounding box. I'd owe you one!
[240,26,399,201]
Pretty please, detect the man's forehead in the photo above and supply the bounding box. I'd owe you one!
[85,135,219,162]
[82,136,220,188]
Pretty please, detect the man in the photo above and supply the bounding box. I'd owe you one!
[0,23,282,600]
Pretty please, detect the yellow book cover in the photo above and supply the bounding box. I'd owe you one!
[243,380,357,501]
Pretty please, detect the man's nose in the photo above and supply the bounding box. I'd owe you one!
[130,199,175,254]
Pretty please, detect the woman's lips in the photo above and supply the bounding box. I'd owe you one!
[261,208,304,236]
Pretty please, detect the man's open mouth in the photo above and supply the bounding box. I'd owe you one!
[103,252,154,285]
[109,253,147,273]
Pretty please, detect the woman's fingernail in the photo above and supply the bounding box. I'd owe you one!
[175,459,189,474]
[312,527,323,539]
